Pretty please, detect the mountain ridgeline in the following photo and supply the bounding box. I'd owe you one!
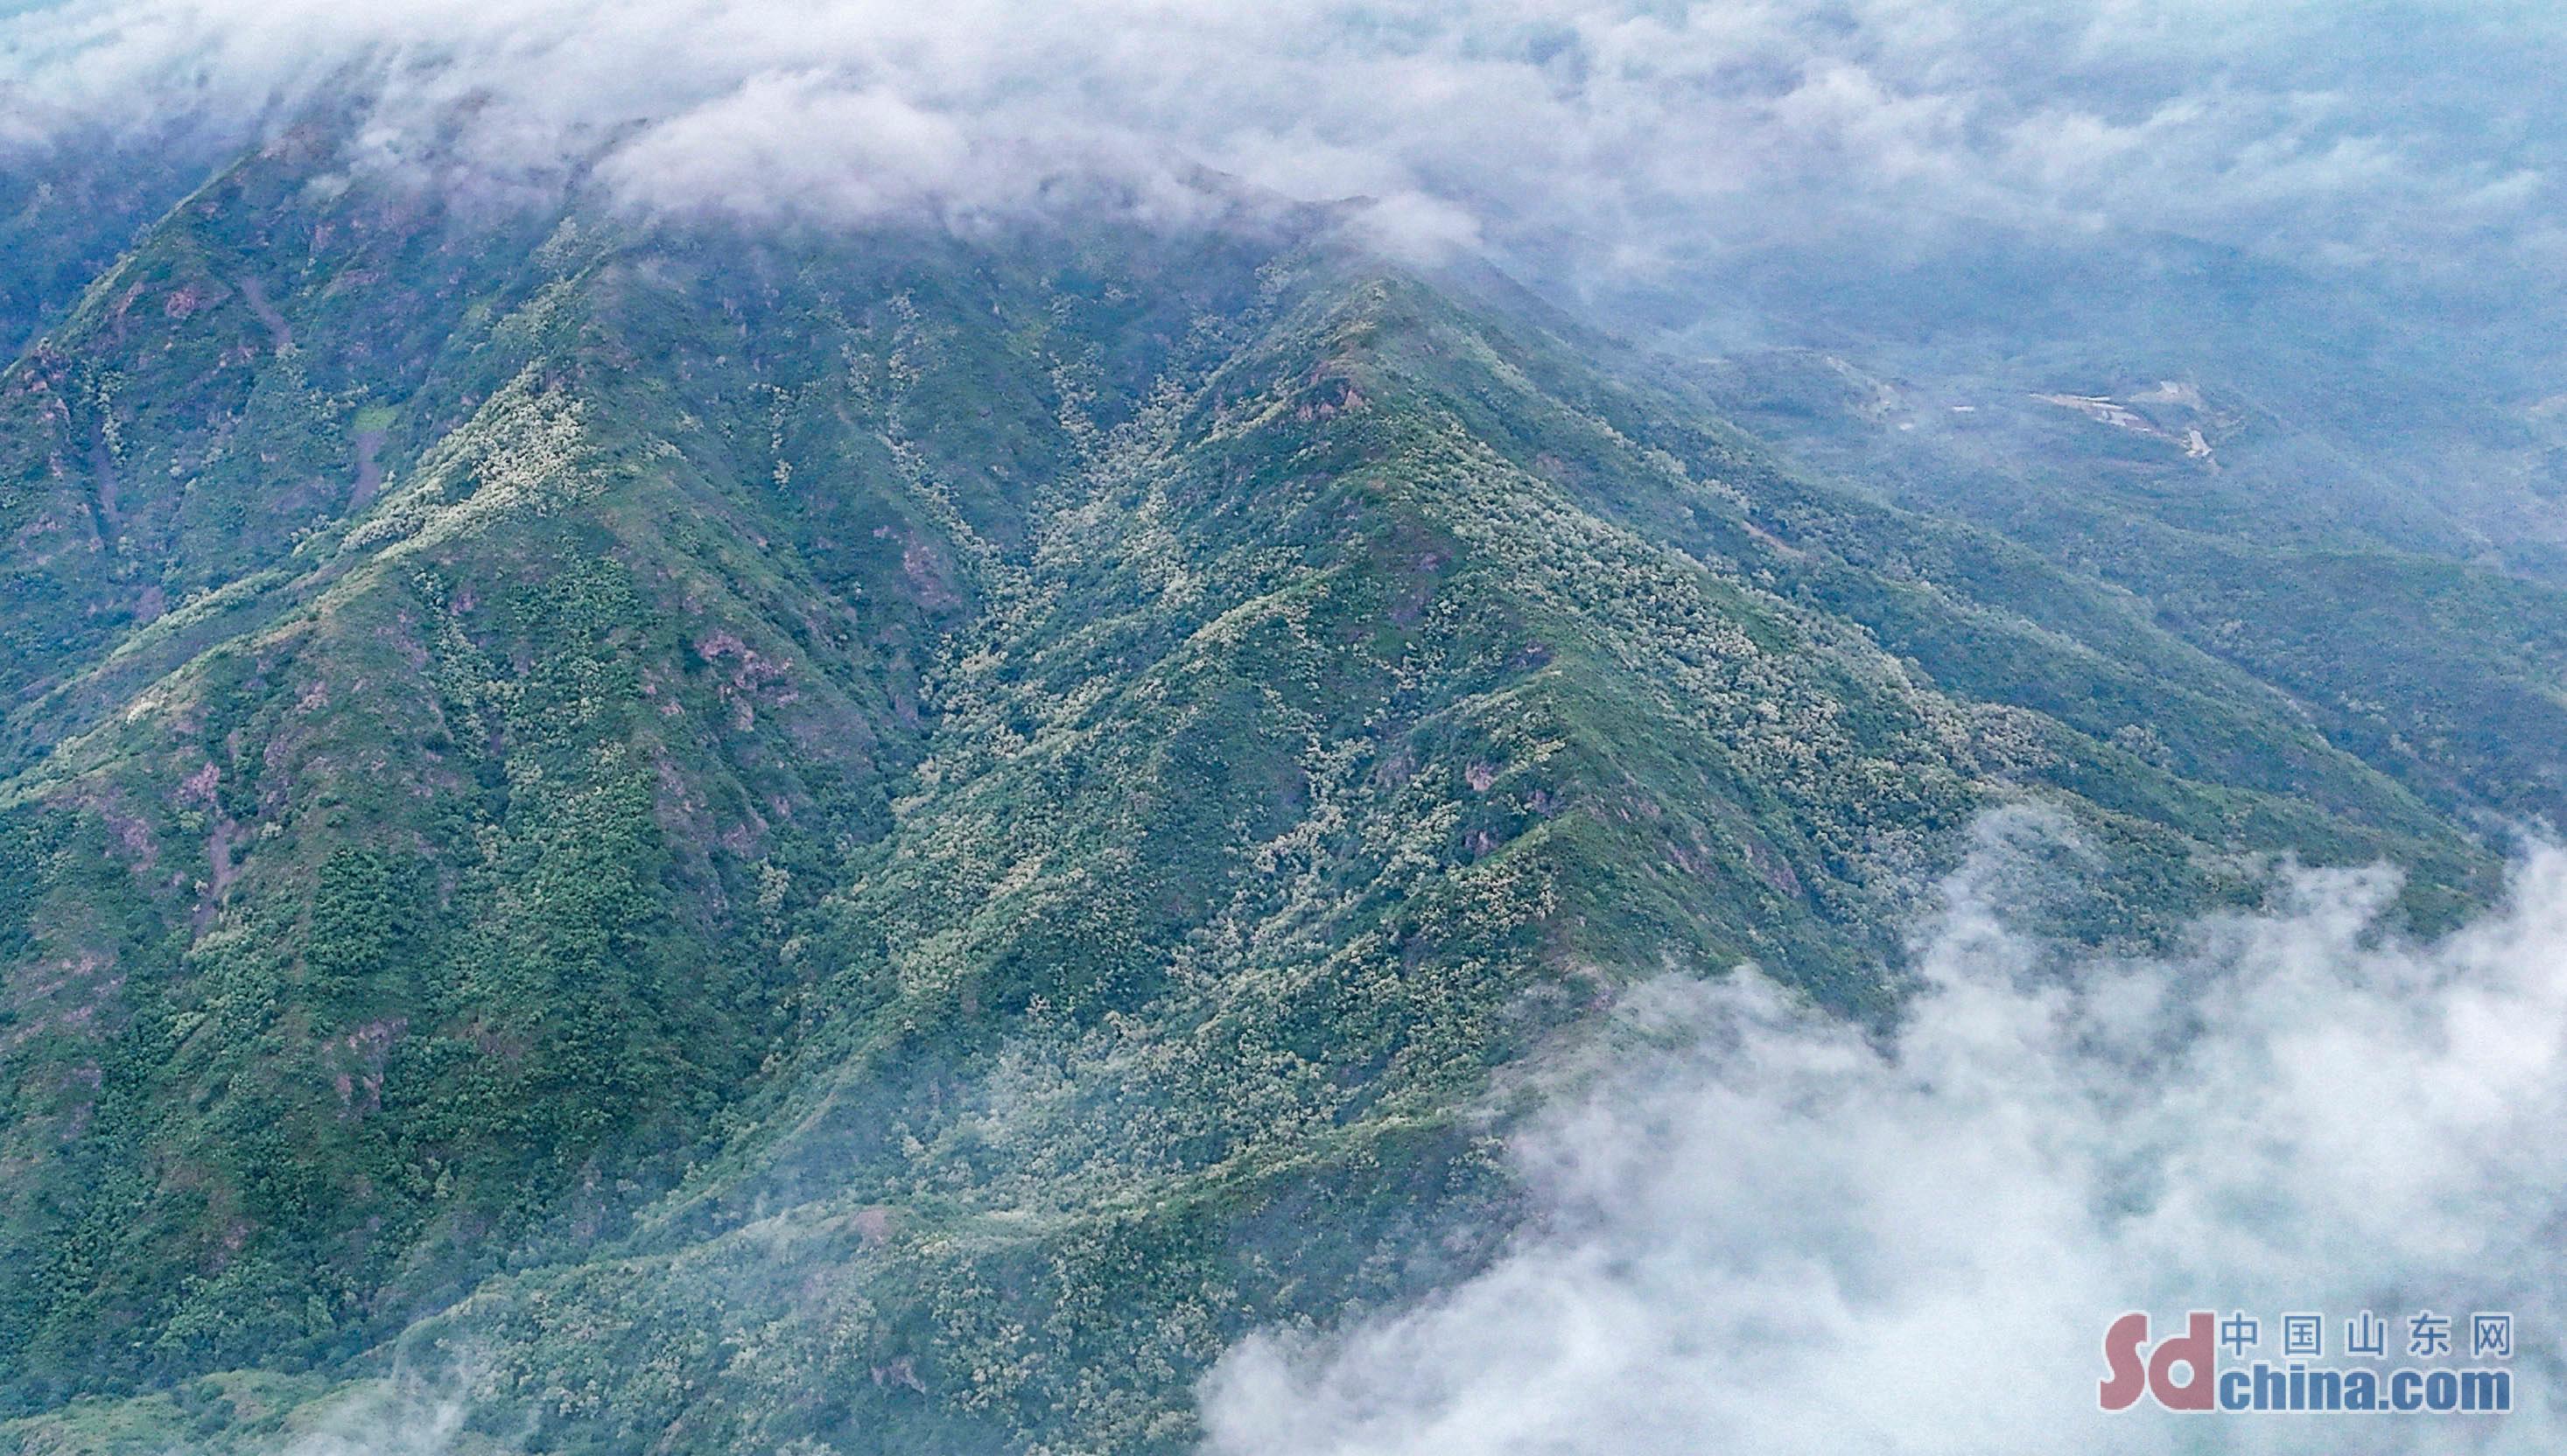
[0,130,2537,1453]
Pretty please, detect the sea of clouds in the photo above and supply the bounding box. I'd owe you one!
[1200,807,2567,1455]
[2,0,2560,291]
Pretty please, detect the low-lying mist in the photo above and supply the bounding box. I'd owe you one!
[186,807,2567,1454]
[1201,806,2567,1455]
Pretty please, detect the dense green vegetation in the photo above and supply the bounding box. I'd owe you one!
[0,128,2546,1454]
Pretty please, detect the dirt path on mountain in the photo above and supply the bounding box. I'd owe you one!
[237,276,293,354]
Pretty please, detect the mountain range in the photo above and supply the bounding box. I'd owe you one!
[3,117,2561,1454]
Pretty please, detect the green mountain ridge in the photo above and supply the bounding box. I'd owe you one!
[0,134,2539,1453]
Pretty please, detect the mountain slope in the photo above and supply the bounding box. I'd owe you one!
[0,147,2527,1453]
[1689,337,2567,834]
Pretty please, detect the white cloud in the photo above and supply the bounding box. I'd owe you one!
[1199,807,2567,1454]
[1,1,2560,293]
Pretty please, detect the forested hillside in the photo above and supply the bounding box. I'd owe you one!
[0,126,2537,1454]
